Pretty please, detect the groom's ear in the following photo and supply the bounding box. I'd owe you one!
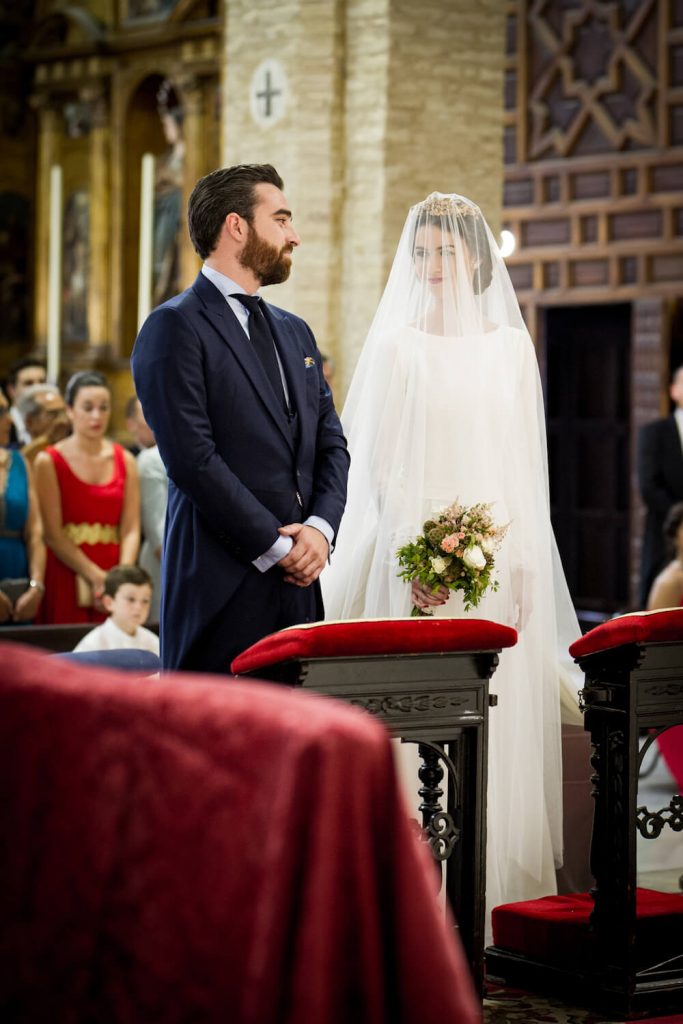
[225,212,247,243]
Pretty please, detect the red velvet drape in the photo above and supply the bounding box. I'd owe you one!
[0,643,479,1024]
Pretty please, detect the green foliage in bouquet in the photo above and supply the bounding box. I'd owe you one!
[396,500,509,616]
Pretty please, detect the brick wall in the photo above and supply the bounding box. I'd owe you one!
[221,0,506,394]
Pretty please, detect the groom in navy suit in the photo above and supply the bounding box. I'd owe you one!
[132,164,349,671]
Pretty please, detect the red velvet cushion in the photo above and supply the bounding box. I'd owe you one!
[231,617,518,676]
[491,889,683,970]
[569,608,683,660]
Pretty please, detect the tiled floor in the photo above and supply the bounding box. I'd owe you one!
[483,983,683,1023]
[482,746,683,1024]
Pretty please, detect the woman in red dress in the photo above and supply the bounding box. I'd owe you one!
[35,371,140,624]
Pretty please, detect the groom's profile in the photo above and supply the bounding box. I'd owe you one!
[132,163,349,672]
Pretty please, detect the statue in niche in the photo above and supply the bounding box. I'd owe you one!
[127,0,176,19]
[153,80,184,307]
[62,189,90,342]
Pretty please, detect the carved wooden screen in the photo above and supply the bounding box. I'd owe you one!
[504,0,683,610]
[504,0,682,319]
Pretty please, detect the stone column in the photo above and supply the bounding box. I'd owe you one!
[339,0,392,388]
[222,0,346,361]
[340,0,507,388]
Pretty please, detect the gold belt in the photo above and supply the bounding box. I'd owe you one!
[63,522,120,546]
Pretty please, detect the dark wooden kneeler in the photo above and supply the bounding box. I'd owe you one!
[485,608,683,1020]
[231,616,518,994]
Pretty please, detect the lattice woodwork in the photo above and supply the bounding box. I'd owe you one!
[504,0,683,310]
[504,0,683,608]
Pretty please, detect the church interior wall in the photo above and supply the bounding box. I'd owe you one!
[0,0,679,611]
[1,0,505,419]
[221,0,505,393]
[223,0,346,385]
[502,0,683,609]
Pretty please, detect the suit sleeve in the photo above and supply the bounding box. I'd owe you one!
[637,422,677,515]
[307,325,350,541]
[132,305,284,562]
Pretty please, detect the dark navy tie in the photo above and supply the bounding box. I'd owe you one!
[232,294,288,413]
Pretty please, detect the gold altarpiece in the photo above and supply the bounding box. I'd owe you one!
[24,0,221,417]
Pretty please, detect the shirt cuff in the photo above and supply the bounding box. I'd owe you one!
[305,516,334,558]
[252,534,293,573]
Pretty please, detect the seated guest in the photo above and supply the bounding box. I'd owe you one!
[320,352,335,390]
[124,395,155,457]
[137,431,167,621]
[0,390,46,623]
[73,564,159,654]
[34,371,140,623]
[5,357,47,446]
[17,384,70,465]
[646,501,683,609]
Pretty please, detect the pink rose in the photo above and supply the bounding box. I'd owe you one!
[441,533,458,553]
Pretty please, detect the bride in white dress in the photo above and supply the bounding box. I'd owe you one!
[323,192,583,921]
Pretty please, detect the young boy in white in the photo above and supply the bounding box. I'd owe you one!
[73,565,159,655]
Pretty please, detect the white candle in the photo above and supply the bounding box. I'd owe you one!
[47,164,63,382]
[137,153,155,331]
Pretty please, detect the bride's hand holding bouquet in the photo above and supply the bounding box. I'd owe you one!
[396,500,508,617]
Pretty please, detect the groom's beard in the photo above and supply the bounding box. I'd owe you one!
[239,226,293,286]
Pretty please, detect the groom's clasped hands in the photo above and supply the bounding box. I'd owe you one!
[277,523,330,587]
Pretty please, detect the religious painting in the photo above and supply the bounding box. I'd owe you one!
[0,191,30,345]
[152,80,184,306]
[62,189,90,343]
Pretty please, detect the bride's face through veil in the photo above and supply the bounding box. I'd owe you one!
[408,206,492,337]
[357,193,524,346]
[413,222,475,297]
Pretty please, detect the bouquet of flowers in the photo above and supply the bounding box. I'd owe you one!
[396,500,509,616]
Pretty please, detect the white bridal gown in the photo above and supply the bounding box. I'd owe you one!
[324,323,583,926]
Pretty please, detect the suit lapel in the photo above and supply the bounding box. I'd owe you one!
[192,274,294,450]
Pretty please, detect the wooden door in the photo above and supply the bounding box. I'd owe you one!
[545,303,632,615]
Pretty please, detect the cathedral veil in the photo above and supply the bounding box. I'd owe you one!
[323,192,583,912]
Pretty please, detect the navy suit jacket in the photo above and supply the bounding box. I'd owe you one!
[131,272,349,668]
[637,415,683,605]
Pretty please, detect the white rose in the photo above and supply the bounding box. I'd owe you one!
[480,537,494,555]
[430,555,449,574]
[463,545,486,570]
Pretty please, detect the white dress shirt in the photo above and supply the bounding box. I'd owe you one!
[73,617,160,655]
[9,406,30,446]
[674,407,683,453]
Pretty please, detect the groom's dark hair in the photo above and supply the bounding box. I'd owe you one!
[188,164,284,259]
